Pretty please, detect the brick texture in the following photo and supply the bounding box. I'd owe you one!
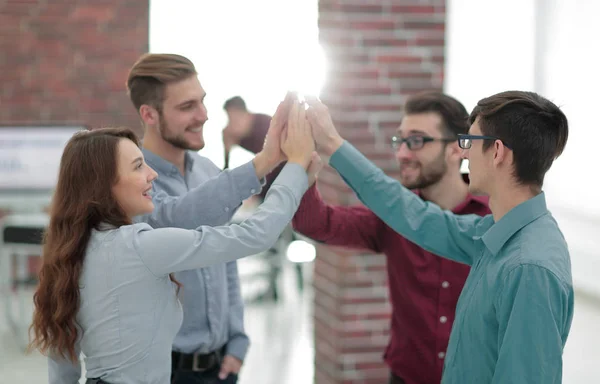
[0,0,149,137]
[314,1,446,382]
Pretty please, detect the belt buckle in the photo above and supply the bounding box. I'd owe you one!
[192,353,208,372]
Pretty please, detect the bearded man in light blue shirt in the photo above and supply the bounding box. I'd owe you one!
[126,53,280,384]
[304,91,573,384]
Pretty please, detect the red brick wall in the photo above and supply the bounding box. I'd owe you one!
[0,0,149,137]
[314,1,446,383]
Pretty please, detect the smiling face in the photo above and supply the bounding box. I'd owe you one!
[111,138,158,219]
[394,112,457,190]
[157,76,208,151]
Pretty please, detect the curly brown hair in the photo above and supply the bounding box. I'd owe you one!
[28,127,181,362]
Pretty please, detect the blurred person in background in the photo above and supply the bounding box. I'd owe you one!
[222,95,285,200]
[292,92,491,384]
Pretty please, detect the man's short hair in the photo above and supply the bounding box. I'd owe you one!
[403,91,470,137]
[223,96,247,112]
[469,90,568,187]
[126,53,197,112]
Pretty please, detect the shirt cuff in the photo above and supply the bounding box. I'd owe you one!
[329,141,379,191]
[270,162,309,203]
[225,336,250,362]
[231,160,264,200]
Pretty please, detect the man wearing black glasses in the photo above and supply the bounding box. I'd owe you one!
[304,90,573,384]
[292,91,491,384]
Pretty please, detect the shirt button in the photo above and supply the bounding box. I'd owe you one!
[440,316,447,323]
[250,189,256,194]
[438,352,445,359]
[224,207,230,212]
[442,281,450,288]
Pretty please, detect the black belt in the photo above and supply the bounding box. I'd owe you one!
[172,347,225,372]
[86,379,110,384]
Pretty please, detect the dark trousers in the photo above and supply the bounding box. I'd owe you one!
[389,373,406,384]
[171,365,238,384]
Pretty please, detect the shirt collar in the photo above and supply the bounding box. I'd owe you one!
[97,222,117,231]
[141,148,195,176]
[481,192,549,255]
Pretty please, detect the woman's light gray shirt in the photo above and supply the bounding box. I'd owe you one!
[47,163,308,384]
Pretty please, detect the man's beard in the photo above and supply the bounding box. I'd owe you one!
[399,148,447,190]
[158,113,204,151]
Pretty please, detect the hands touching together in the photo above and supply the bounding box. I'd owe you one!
[282,94,328,186]
[281,97,316,164]
[256,92,345,186]
[304,95,344,157]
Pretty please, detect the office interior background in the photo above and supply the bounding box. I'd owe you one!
[1,0,599,383]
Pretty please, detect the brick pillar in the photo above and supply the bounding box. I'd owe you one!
[314,1,446,383]
[0,1,149,137]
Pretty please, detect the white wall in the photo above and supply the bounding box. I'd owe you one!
[149,0,325,168]
[445,0,537,109]
[446,0,600,295]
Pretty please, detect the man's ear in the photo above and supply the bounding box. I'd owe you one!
[447,140,463,164]
[139,105,159,126]
[492,140,509,167]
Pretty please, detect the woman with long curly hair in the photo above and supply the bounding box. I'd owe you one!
[28,100,319,384]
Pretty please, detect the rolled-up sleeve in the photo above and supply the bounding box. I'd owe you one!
[132,163,308,275]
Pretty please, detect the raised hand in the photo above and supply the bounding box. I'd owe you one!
[262,92,295,164]
[281,100,315,169]
[253,92,295,178]
[304,95,344,156]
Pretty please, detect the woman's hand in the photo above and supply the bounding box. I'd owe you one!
[281,100,315,169]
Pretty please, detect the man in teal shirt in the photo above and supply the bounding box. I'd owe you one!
[304,91,573,383]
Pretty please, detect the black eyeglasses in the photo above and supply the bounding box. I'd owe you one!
[391,135,456,151]
[457,134,512,150]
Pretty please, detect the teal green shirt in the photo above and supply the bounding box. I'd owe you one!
[330,141,574,384]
